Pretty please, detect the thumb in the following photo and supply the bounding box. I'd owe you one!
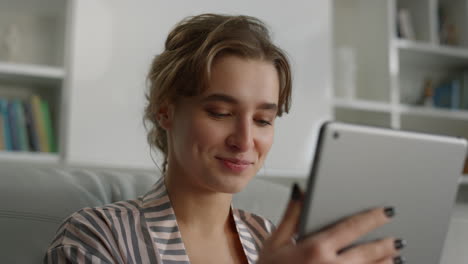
[268,183,303,249]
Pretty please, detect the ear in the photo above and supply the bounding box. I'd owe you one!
[156,102,174,130]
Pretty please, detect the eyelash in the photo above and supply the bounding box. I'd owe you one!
[256,120,272,126]
[207,110,272,126]
[207,111,231,118]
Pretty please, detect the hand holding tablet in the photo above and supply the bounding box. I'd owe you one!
[298,122,467,263]
[259,122,465,263]
[258,187,405,264]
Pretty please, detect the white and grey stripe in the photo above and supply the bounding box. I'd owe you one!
[44,177,275,264]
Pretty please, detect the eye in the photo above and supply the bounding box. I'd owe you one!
[207,110,231,118]
[255,119,272,126]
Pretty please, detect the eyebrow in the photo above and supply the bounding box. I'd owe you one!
[201,93,278,111]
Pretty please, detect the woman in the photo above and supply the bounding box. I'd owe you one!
[44,14,405,264]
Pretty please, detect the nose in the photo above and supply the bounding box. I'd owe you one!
[226,117,254,152]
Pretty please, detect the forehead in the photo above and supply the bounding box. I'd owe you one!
[202,55,280,104]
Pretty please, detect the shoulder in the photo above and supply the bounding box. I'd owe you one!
[233,208,276,240]
[45,198,144,263]
[58,199,142,236]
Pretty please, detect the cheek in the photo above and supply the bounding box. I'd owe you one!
[256,128,274,156]
[186,114,228,149]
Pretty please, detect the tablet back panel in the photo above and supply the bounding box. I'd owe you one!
[299,122,467,264]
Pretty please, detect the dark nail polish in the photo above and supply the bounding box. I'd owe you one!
[393,256,405,264]
[394,239,407,250]
[291,183,301,201]
[384,207,395,218]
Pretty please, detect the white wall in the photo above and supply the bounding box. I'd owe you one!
[65,0,332,174]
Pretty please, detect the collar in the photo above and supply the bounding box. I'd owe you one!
[140,177,258,264]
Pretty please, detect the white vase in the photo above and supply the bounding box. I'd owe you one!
[4,23,21,62]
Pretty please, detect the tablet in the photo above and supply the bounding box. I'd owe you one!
[298,122,467,263]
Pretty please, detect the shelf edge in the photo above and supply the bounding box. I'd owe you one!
[333,99,393,113]
[398,104,468,121]
[0,62,65,80]
[0,151,60,164]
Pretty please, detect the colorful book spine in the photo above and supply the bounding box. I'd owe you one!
[14,100,30,151]
[451,80,460,109]
[463,86,468,110]
[23,101,39,152]
[0,96,56,153]
[434,80,461,109]
[0,99,12,151]
[30,95,49,152]
[0,113,4,150]
[41,100,56,153]
[7,100,20,151]
[462,72,468,110]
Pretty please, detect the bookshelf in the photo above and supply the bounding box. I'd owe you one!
[0,0,69,163]
[332,0,468,153]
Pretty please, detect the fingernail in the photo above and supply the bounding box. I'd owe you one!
[394,239,407,250]
[393,256,405,264]
[291,183,301,201]
[384,207,395,218]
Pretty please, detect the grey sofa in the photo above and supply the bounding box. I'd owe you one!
[0,163,290,263]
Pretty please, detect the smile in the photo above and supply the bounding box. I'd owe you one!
[215,157,253,173]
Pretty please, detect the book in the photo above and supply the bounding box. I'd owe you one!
[23,101,39,151]
[41,100,56,153]
[0,114,4,150]
[7,100,20,151]
[30,95,49,152]
[14,100,30,151]
[461,71,468,110]
[0,100,6,150]
[434,80,461,109]
[397,9,415,40]
[0,99,12,151]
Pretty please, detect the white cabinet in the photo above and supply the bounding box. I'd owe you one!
[332,1,468,262]
[0,0,70,163]
[332,0,468,144]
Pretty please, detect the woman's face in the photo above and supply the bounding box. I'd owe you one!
[166,55,279,194]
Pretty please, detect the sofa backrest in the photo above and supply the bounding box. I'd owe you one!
[0,163,289,263]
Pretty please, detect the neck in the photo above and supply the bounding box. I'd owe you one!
[165,168,234,235]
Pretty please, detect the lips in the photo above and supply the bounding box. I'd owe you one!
[217,157,253,165]
[216,157,253,173]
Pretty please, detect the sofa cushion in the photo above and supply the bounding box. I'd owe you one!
[0,163,289,263]
[0,164,157,263]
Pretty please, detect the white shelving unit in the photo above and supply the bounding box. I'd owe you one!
[0,151,59,163]
[333,98,393,113]
[332,3,468,262]
[0,0,70,163]
[398,104,468,120]
[0,62,65,80]
[332,0,468,162]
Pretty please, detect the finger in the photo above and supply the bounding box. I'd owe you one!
[374,257,394,264]
[268,183,303,249]
[375,256,406,264]
[338,237,400,263]
[314,207,394,250]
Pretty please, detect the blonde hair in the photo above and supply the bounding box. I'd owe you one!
[144,13,292,172]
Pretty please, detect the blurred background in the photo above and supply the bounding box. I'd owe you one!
[0,0,330,175]
[1,1,468,187]
[0,0,468,262]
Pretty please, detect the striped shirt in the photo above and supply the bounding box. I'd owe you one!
[44,177,275,264]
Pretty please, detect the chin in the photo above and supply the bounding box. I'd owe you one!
[208,171,254,194]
